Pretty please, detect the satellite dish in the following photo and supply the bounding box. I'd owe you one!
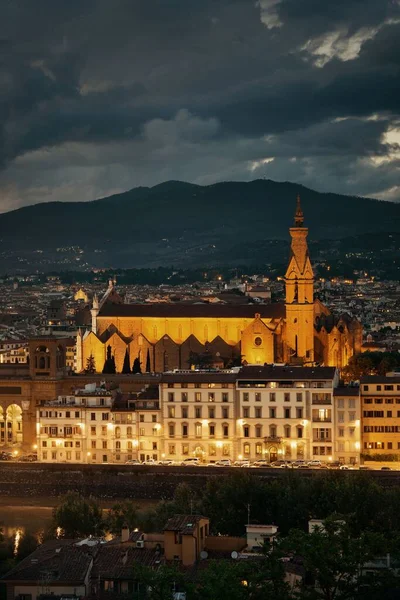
[231,551,238,559]
[200,550,208,560]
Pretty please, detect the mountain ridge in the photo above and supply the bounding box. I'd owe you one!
[1,179,399,271]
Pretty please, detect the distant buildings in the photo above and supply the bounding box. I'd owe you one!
[79,198,362,374]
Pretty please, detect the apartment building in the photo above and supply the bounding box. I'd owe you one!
[236,366,339,462]
[333,386,361,465]
[36,384,114,463]
[36,383,161,463]
[361,374,400,458]
[160,371,237,462]
[114,388,161,462]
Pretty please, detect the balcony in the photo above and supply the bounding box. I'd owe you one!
[264,436,282,443]
[312,418,332,423]
[313,438,332,443]
[312,400,332,405]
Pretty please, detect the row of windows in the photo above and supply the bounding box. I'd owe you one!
[42,451,82,460]
[39,410,81,418]
[338,427,356,437]
[363,385,400,392]
[312,446,332,456]
[336,399,357,409]
[242,392,304,402]
[364,442,400,450]
[167,406,230,419]
[167,392,230,403]
[167,383,229,389]
[243,407,304,419]
[363,411,400,418]
[364,426,400,433]
[42,440,80,448]
[168,423,230,438]
[243,424,304,439]
[364,398,400,404]
[167,443,231,456]
[337,411,357,422]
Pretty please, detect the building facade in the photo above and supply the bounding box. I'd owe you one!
[159,372,237,462]
[36,383,162,464]
[333,386,361,465]
[361,375,400,458]
[78,198,362,374]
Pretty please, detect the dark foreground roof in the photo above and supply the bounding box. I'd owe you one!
[99,303,285,319]
[164,515,208,535]
[2,540,92,583]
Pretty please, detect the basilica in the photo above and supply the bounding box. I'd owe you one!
[77,198,362,373]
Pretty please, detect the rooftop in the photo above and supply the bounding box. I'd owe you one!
[238,365,337,381]
[99,302,285,320]
[164,514,208,535]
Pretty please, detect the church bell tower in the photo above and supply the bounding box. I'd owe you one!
[284,196,314,363]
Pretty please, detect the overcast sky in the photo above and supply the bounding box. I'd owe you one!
[0,0,399,212]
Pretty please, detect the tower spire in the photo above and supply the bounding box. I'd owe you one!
[294,194,304,227]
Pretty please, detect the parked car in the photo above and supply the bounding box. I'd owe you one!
[381,466,392,471]
[270,460,288,468]
[233,460,250,468]
[251,460,271,468]
[0,452,12,461]
[125,459,142,465]
[143,458,158,465]
[214,459,232,467]
[307,460,322,468]
[297,464,310,469]
[181,458,201,466]
[158,460,175,466]
[339,465,356,470]
[292,460,307,469]
[328,461,342,469]
[359,466,372,470]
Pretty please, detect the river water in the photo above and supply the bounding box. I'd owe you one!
[0,497,156,548]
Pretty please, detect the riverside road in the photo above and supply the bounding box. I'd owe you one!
[0,463,399,501]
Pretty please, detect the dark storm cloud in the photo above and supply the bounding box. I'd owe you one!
[0,0,399,210]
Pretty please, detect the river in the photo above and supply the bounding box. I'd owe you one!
[0,496,157,545]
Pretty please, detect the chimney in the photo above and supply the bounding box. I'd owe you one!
[121,525,130,543]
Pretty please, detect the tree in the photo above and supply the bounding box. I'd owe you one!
[132,563,191,600]
[105,501,139,535]
[280,518,388,600]
[187,350,214,369]
[52,492,104,538]
[85,353,96,374]
[122,348,131,374]
[146,349,151,372]
[102,345,116,374]
[15,530,38,561]
[132,357,142,374]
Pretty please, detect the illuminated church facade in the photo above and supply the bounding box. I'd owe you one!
[77,198,362,373]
